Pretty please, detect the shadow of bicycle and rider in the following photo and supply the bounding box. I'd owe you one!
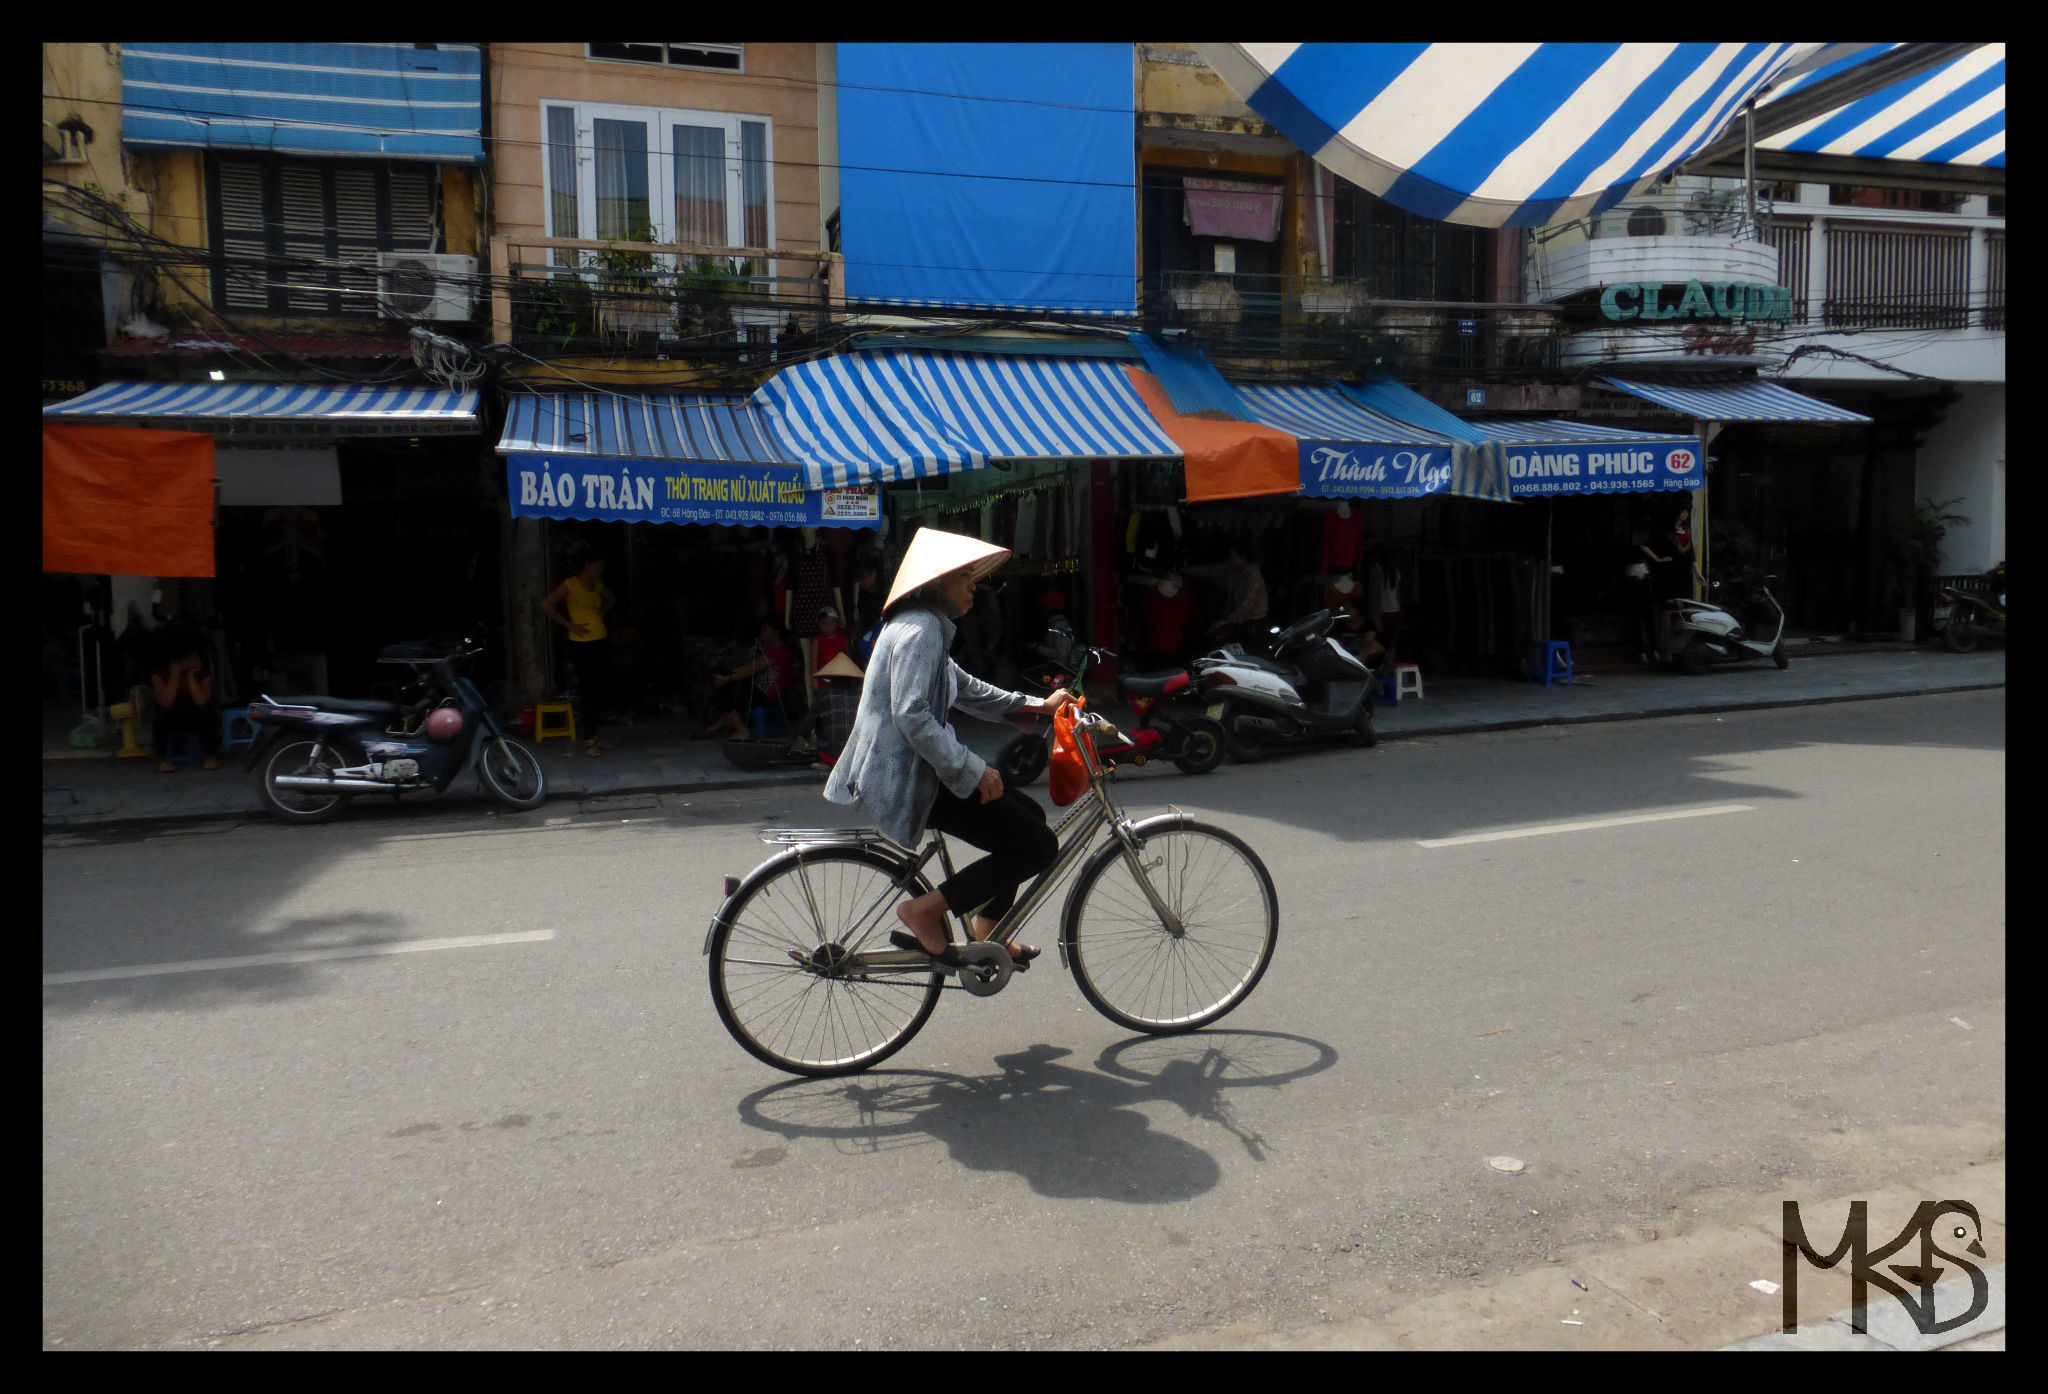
[734,1030,1337,1203]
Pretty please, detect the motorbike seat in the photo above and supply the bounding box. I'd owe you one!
[1118,669,1190,698]
[269,695,400,718]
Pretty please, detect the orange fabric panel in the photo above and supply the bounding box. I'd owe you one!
[42,425,216,577]
[1124,367,1300,503]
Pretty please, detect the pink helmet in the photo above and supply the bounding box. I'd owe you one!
[425,707,466,742]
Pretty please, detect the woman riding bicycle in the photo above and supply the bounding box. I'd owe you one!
[823,528,1074,966]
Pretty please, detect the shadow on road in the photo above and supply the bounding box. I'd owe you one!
[733,1031,1338,1203]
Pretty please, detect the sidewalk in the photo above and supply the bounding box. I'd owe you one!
[40,643,2003,833]
[1142,1159,2005,1351]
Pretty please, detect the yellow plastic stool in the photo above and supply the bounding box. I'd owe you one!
[533,701,577,744]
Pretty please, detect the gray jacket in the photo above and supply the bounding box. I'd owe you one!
[823,605,1029,848]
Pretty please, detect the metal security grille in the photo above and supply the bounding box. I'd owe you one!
[207,156,440,317]
[1763,217,1811,322]
[1823,221,1971,329]
[1985,232,2005,330]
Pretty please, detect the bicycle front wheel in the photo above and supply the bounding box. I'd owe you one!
[1062,817,1278,1034]
[708,847,943,1077]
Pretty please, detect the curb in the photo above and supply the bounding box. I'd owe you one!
[42,679,2004,838]
[1371,679,2008,743]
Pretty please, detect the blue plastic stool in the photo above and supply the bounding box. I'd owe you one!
[220,706,257,751]
[1529,640,1574,687]
[166,733,207,766]
[748,706,786,739]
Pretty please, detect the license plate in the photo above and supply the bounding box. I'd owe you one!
[1933,607,1951,623]
[1206,702,1226,719]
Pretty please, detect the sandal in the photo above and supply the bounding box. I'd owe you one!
[891,930,1036,970]
[888,929,968,967]
[583,742,603,757]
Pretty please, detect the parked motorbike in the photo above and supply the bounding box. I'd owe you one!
[1658,574,1790,675]
[245,633,547,823]
[1192,608,1379,762]
[993,643,1226,786]
[1936,563,2006,652]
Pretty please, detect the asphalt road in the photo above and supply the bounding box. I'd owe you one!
[42,689,2006,1350]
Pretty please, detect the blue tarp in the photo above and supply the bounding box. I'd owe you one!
[837,44,1136,314]
[121,43,483,163]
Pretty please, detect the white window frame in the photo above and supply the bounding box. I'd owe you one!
[584,43,745,74]
[541,99,775,257]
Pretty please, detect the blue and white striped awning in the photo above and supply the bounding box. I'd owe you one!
[42,380,479,433]
[1601,377,1873,423]
[497,394,795,464]
[1191,43,1829,227]
[1238,384,1455,449]
[121,43,484,163]
[753,351,1181,489]
[1759,43,2004,168]
[1461,418,1696,448]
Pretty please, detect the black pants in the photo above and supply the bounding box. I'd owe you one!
[153,704,219,758]
[567,640,610,740]
[925,784,1058,922]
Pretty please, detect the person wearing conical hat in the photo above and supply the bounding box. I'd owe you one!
[803,649,865,769]
[824,527,1075,966]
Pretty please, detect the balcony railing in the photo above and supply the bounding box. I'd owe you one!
[1147,271,1562,377]
[490,236,842,357]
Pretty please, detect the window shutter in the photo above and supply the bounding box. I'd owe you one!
[278,165,332,313]
[386,166,437,250]
[215,158,275,311]
[333,167,382,314]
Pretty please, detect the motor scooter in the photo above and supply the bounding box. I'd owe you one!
[245,633,547,823]
[1191,609,1378,761]
[1657,574,1790,675]
[992,643,1225,786]
[1936,563,2005,652]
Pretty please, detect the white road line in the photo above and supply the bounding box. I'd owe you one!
[1415,804,1755,848]
[41,930,556,986]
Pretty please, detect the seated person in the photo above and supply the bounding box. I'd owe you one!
[792,650,863,768]
[702,616,797,740]
[149,639,220,772]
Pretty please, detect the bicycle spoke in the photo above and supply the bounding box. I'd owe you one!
[711,849,942,1075]
[1068,826,1276,1032]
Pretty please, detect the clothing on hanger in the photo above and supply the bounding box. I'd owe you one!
[789,541,832,637]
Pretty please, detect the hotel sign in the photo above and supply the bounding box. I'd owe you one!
[1600,281,1793,323]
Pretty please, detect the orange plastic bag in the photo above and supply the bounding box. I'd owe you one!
[1047,697,1090,807]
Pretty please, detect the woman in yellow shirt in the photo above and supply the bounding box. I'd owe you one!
[540,548,614,757]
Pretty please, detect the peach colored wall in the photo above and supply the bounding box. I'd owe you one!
[489,42,821,252]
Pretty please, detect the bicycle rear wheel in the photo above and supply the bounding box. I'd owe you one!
[708,846,943,1076]
[1062,817,1278,1034]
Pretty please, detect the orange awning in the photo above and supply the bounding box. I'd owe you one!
[1124,367,1299,503]
[42,424,215,577]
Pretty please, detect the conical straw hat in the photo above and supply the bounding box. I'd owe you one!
[816,651,865,680]
[882,527,1011,615]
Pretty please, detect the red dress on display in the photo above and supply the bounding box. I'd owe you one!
[1321,507,1365,573]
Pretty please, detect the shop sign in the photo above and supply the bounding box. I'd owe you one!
[1503,443,1701,498]
[1298,443,1454,500]
[1599,281,1793,322]
[505,453,879,529]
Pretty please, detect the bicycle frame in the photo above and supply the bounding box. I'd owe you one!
[733,712,1183,977]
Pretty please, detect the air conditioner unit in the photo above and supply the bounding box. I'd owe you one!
[377,252,475,322]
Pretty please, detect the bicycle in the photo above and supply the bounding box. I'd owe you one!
[705,707,1279,1077]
